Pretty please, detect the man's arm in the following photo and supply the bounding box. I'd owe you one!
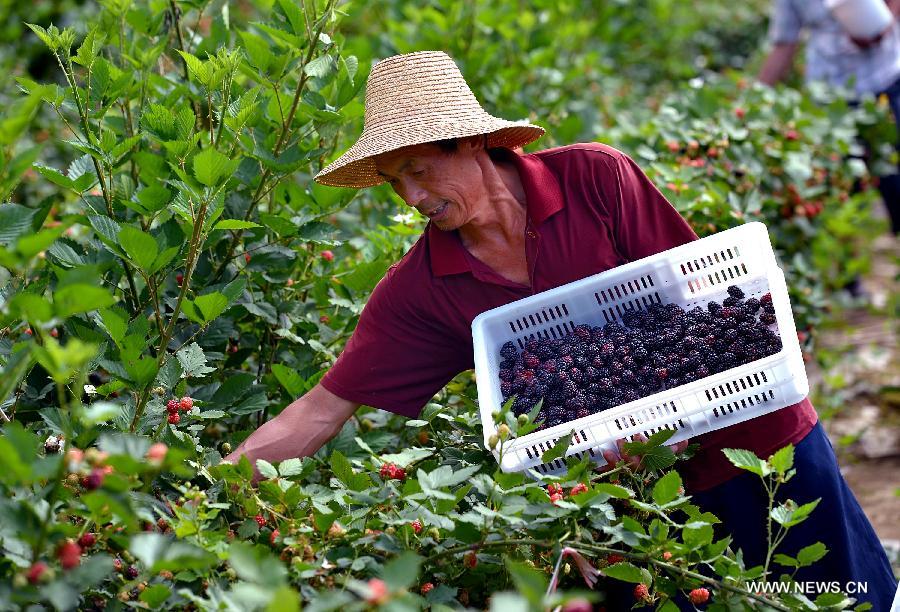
[758,42,799,86]
[225,382,359,470]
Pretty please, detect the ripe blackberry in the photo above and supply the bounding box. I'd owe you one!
[583,366,600,381]
[596,377,613,390]
[744,297,761,313]
[559,355,574,367]
[575,407,591,419]
[565,393,587,412]
[500,341,518,361]
[696,364,710,378]
[681,335,701,350]
[727,285,745,299]
[562,381,579,398]
[546,388,566,404]
[655,367,669,380]
[536,370,553,385]
[760,292,772,305]
[498,369,514,381]
[499,358,516,371]
[500,381,513,397]
[569,368,584,383]
[535,342,556,359]
[574,325,592,341]
[707,301,722,315]
[523,352,540,369]
[513,396,535,415]
[621,369,637,384]
[759,313,777,325]
[632,345,649,362]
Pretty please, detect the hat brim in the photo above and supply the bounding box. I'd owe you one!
[314,122,545,188]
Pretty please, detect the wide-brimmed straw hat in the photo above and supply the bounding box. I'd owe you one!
[314,50,545,188]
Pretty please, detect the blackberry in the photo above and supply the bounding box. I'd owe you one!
[500,381,513,397]
[622,388,640,402]
[603,322,625,336]
[559,355,574,367]
[655,367,669,380]
[535,342,556,359]
[696,364,710,378]
[584,366,600,381]
[498,368,514,382]
[569,367,584,383]
[621,369,638,384]
[565,393,587,412]
[546,388,566,405]
[525,339,540,353]
[744,298,761,313]
[513,396,534,415]
[540,359,558,373]
[562,381,579,398]
[760,292,772,305]
[727,285,745,299]
[575,407,591,419]
[586,382,602,395]
[522,352,540,369]
[500,341,518,361]
[500,359,516,370]
[536,370,553,385]
[707,301,722,315]
[759,313,777,325]
[599,342,615,358]
[762,302,776,315]
[681,335,701,350]
[632,346,649,362]
[574,325,592,341]
[596,377,613,390]
[610,360,624,373]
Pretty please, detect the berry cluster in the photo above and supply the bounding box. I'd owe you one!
[165,396,194,425]
[379,462,406,481]
[496,286,781,429]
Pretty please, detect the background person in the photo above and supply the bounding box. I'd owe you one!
[759,0,900,234]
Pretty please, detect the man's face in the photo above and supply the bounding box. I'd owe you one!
[373,141,487,231]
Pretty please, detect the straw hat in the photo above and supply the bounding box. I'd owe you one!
[314,51,545,188]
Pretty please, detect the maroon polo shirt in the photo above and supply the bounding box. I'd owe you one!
[320,143,817,491]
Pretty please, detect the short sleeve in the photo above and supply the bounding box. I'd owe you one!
[319,268,471,418]
[594,151,699,260]
[768,0,803,44]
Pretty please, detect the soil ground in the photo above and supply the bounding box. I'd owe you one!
[808,221,899,573]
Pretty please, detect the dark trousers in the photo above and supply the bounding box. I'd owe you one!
[600,423,897,610]
[875,77,900,233]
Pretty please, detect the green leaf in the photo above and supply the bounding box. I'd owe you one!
[228,541,286,587]
[603,561,645,583]
[130,533,217,573]
[722,448,770,477]
[769,444,795,476]
[192,147,240,187]
[256,460,278,480]
[593,483,633,499]
[118,225,158,271]
[379,551,422,591]
[139,584,172,607]
[271,364,307,397]
[304,55,335,79]
[0,347,33,404]
[541,431,572,463]
[0,203,36,245]
[652,470,682,506]
[239,30,272,72]
[213,219,262,231]
[177,50,211,85]
[176,342,216,379]
[796,542,828,567]
[773,553,799,568]
[99,307,127,345]
[131,184,172,215]
[194,291,229,323]
[54,284,116,318]
[504,557,548,604]
[379,448,434,468]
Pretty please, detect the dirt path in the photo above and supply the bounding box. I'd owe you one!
[807,226,899,568]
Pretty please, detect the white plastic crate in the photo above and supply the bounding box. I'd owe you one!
[471,222,809,476]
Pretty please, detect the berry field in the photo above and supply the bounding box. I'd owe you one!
[0,1,897,610]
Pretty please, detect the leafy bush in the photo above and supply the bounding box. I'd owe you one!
[0,0,893,609]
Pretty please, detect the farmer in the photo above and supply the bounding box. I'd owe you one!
[227,51,896,608]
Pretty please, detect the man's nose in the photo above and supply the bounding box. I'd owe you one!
[396,179,427,207]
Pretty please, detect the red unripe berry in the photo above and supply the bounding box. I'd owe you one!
[167,412,180,425]
[420,582,434,595]
[734,107,746,119]
[634,583,650,601]
[761,293,772,305]
[570,483,588,496]
[78,533,96,548]
[379,463,395,478]
[254,514,266,528]
[83,467,105,490]
[320,250,334,262]
[166,399,179,412]
[607,553,624,565]
[270,529,280,545]
[125,565,139,580]
[666,140,680,152]
[785,129,799,141]
[244,253,251,263]
[319,314,330,324]
[113,558,123,572]
[547,483,563,496]
[662,551,672,561]
[366,578,389,604]
[411,519,423,534]
[179,396,193,411]
[24,328,32,336]
[463,551,478,568]
[57,540,81,570]
[146,442,168,463]
[550,492,564,504]
[176,273,184,286]
[689,588,710,604]
[27,561,49,584]
[50,328,59,338]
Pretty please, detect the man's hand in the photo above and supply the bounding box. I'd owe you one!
[598,434,690,472]
[222,383,359,482]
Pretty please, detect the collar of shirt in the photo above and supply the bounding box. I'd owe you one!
[427,148,566,277]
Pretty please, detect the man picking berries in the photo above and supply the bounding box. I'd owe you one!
[225,51,896,609]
